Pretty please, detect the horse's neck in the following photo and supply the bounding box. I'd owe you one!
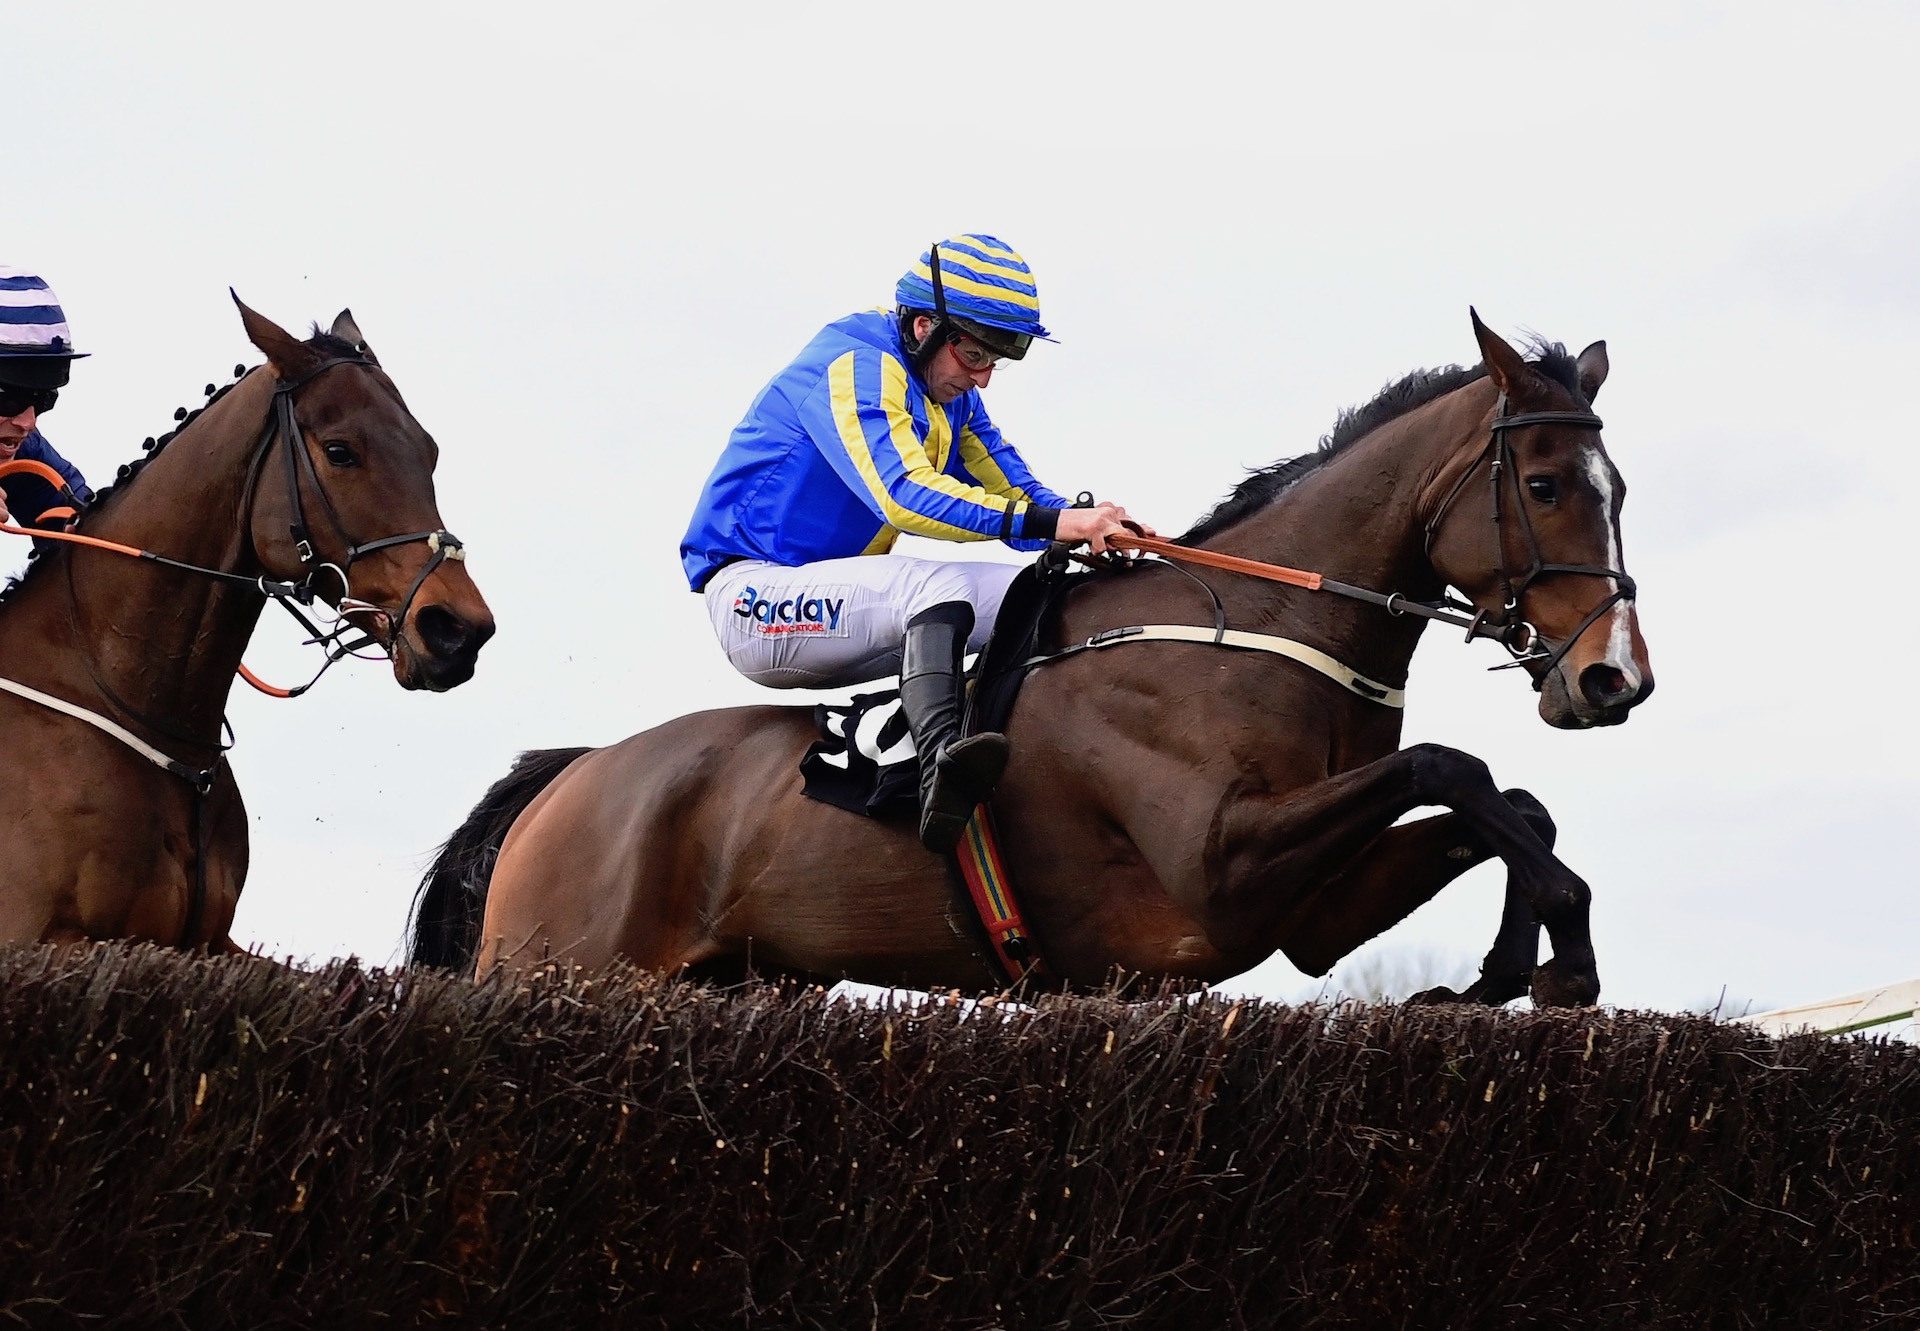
[7,373,274,747]
[1201,380,1496,684]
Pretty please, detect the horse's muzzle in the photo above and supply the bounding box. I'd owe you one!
[1539,656,1653,729]
[399,603,496,691]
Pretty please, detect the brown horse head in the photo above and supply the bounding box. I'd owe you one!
[233,298,494,691]
[1424,311,1653,729]
[0,296,496,949]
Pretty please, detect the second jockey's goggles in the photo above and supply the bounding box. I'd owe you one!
[0,384,59,418]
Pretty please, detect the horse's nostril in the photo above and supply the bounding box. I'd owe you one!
[417,604,488,662]
[1579,662,1634,709]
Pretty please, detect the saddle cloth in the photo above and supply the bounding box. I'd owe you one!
[799,553,1072,819]
[797,689,921,818]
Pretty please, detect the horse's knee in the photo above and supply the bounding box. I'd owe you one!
[1501,787,1557,849]
[1406,743,1493,803]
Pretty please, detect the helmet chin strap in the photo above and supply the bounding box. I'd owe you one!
[905,240,952,373]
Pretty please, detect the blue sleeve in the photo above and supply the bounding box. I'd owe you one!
[794,347,1041,542]
[953,398,1071,551]
[4,432,91,528]
[23,432,91,503]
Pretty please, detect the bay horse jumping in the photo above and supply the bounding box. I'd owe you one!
[413,312,1649,1006]
[0,299,494,949]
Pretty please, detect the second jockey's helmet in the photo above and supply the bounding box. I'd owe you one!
[895,235,1052,362]
[0,265,88,391]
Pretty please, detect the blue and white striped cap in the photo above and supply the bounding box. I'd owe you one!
[0,265,86,360]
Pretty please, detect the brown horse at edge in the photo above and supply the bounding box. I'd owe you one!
[412,313,1651,1006]
[0,301,494,950]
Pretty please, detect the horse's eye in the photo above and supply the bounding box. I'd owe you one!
[323,442,359,468]
[1525,476,1557,503]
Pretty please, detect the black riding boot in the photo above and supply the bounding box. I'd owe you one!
[899,602,1009,854]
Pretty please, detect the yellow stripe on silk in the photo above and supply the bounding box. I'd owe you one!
[827,352,1003,542]
[911,396,953,472]
[957,425,1033,506]
[859,525,900,556]
[910,261,1040,309]
[874,357,1015,535]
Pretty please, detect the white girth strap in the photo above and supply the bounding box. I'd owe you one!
[1078,625,1407,708]
[0,675,199,777]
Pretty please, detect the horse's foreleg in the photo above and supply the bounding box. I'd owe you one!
[1451,788,1556,1004]
[1200,745,1596,1006]
[1274,787,1553,1006]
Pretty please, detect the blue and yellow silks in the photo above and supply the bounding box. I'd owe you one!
[681,309,1069,591]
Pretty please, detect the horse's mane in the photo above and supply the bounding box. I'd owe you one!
[1179,340,1586,544]
[0,326,358,608]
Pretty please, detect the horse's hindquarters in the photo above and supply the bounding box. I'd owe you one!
[477,707,989,988]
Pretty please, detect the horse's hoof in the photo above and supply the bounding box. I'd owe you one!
[1530,957,1600,1008]
[1406,985,1466,1006]
[1462,972,1532,1006]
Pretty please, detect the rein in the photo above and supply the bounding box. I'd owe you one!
[1107,532,1493,636]
[1075,402,1634,695]
[2,359,467,695]
[0,356,467,945]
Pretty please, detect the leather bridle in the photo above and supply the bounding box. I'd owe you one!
[243,355,467,681]
[1422,397,1636,686]
[1088,398,1639,697]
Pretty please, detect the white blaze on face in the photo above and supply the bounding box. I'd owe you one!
[1582,448,1639,683]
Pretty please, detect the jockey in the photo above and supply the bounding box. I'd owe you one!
[682,235,1150,852]
[0,265,93,529]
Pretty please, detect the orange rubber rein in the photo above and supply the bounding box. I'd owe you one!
[0,457,367,697]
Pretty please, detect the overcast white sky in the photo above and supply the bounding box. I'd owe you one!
[9,3,1916,1014]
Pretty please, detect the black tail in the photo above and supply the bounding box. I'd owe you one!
[408,747,593,972]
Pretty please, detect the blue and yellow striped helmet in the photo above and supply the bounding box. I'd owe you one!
[896,235,1052,360]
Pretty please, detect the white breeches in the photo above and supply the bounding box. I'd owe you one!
[702,555,1023,688]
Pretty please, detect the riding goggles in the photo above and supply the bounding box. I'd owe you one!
[0,384,58,419]
[945,331,1004,372]
[948,316,1031,364]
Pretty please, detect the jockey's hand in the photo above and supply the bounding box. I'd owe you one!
[1055,502,1155,555]
[0,495,12,526]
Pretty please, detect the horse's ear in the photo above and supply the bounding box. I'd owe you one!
[1468,307,1531,398]
[1576,339,1609,402]
[231,291,321,380]
[329,308,378,363]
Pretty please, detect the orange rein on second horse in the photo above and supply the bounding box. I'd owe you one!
[0,456,358,698]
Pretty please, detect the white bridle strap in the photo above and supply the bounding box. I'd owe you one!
[1075,625,1406,708]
